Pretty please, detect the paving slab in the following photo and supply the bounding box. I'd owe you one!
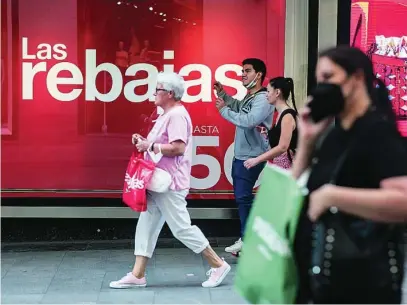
[4,246,407,304]
[1,247,242,304]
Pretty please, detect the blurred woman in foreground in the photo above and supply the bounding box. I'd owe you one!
[291,45,407,304]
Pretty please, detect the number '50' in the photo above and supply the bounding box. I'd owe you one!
[190,136,263,190]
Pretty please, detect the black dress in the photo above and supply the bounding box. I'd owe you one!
[294,111,407,304]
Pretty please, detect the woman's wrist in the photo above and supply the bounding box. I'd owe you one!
[255,156,263,164]
[298,137,317,150]
[291,147,313,179]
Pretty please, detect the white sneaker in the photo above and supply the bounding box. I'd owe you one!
[109,272,147,289]
[202,260,231,288]
[225,238,243,253]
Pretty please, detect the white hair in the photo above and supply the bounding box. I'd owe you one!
[156,72,185,101]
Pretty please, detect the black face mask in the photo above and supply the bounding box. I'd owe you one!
[308,83,345,123]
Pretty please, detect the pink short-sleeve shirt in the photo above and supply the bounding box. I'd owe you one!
[146,105,193,191]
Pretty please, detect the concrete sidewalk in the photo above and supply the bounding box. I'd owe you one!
[1,247,246,304]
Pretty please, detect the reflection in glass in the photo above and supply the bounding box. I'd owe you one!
[1,0,9,131]
[78,0,203,135]
[0,0,15,136]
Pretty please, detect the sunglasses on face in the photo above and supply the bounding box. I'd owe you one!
[154,88,171,96]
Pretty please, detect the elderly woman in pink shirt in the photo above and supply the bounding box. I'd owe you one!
[110,72,230,289]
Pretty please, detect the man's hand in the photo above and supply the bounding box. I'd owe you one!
[244,157,261,169]
[216,97,226,111]
[213,81,224,95]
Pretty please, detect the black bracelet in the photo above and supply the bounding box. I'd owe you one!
[151,143,155,152]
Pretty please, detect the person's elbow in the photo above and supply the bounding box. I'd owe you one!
[242,112,269,129]
[170,141,186,156]
[236,116,264,129]
[237,121,259,129]
[276,143,289,153]
[222,117,256,129]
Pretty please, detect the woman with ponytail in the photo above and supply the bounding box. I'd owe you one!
[291,45,407,304]
[244,77,298,169]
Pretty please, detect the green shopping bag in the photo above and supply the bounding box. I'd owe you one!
[234,164,307,304]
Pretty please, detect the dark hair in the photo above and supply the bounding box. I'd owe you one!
[242,58,267,84]
[319,45,398,130]
[269,77,298,113]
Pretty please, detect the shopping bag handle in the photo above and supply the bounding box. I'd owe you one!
[132,150,145,160]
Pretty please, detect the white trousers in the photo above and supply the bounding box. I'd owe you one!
[134,189,210,258]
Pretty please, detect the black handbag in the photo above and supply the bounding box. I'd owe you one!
[309,122,405,302]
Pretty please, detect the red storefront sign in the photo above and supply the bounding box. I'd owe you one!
[1,0,286,199]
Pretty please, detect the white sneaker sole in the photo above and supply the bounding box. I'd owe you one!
[201,264,231,288]
[225,247,242,253]
[109,282,147,289]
